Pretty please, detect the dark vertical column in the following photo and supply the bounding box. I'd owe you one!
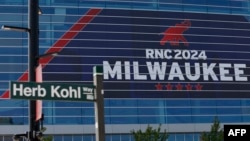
[29,0,39,140]
[93,66,105,141]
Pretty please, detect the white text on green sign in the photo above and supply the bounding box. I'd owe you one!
[10,81,95,101]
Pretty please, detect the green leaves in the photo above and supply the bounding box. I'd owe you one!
[41,127,53,141]
[200,117,224,141]
[131,124,169,141]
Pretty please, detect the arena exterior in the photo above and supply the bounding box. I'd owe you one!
[0,0,250,141]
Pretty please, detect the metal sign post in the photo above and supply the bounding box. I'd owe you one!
[28,0,39,140]
[93,66,105,141]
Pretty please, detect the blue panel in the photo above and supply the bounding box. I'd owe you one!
[41,9,250,98]
[1,0,250,127]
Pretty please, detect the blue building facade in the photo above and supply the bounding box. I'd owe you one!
[0,0,250,141]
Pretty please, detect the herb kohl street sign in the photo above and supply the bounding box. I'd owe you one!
[10,81,95,101]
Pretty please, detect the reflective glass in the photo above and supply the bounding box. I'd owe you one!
[159,0,182,11]
[167,116,192,123]
[176,134,185,141]
[83,135,94,141]
[121,134,131,141]
[185,134,194,141]
[54,135,63,141]
[73,135,82,141]
[218,115,242,123]
[0,0,249,129]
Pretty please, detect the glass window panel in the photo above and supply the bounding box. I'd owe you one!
[159,0,182,11]
[79,0,105,7]
[109,108,138,115]
[166,100,191,107]
[207,0,230,13]
[167,108,191,115]
[192,108,217,115]
[219,115,242,122]
[54,117,84,124]
[82,117,95,124]
[106,0,131,8]
[105,135,112,141]
[168,133,175,141]
[138,108,165,115]
[63,135,73,141]
[185,133,194,141]
[137,99,165,107]
[167,116,192,123]
[73,135,82,141]
[55,108,82,116]
[207,0,229,6]
[191,100,216,107]
[176,134,185,141]
[108,99,138,107]
[231,1,249,14]
[192,116,215,123]
[121,134,131,141]
[216,100,241,106]
[138,116,164,124]
[183,0,207,12]
[54,135,63,141]
[217,108,241,114]
[193,133,200,141]
[83,135,94,141]
[111,134,121,141]
[0,6,26,14]
[54,101,83,107]
[242,116,250,122]
[82,108,94,116]
[132,0,157,9]
[3,136,11,141]
[110,117,138,124]
[53,0,77,6]
[241,100,250,105]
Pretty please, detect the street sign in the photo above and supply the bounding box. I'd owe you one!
[10,81,95,101]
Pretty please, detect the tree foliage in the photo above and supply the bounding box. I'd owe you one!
[200,117,224,141]
[131,124,169,141]
[41,127,53,141]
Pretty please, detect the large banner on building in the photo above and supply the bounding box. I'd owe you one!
[3,8,250,98]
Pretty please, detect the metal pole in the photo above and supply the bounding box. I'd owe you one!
[93,66,105,141]
[29,0,39,140]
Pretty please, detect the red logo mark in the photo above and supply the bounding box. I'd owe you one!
[160,20,191,47]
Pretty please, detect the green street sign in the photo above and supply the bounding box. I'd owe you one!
[10,81,95,101]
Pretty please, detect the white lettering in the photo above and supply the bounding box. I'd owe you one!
[124,61,131,80]
[185,63,200,81]
[234,64,247,81]
[203,63,218,81]
[146,62,167,80]
[228,129,235,136]
[102,60,248,82]
[168,62,184,80]
[13,84,23,96]
[219,63,233,81]
[23,87,32,96]
[133,61,147,80]
[103,61,122,80]
[51,86,61,98]
[38,85,46,97]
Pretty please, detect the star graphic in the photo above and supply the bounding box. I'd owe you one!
[195,83,203,90]
[155,83,163,90]
[166,83,173,90]
[175,83,183,90]
[185,83,192,90]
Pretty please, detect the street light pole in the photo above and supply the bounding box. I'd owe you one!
[28,0,39,140]
[2,0,43,140]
